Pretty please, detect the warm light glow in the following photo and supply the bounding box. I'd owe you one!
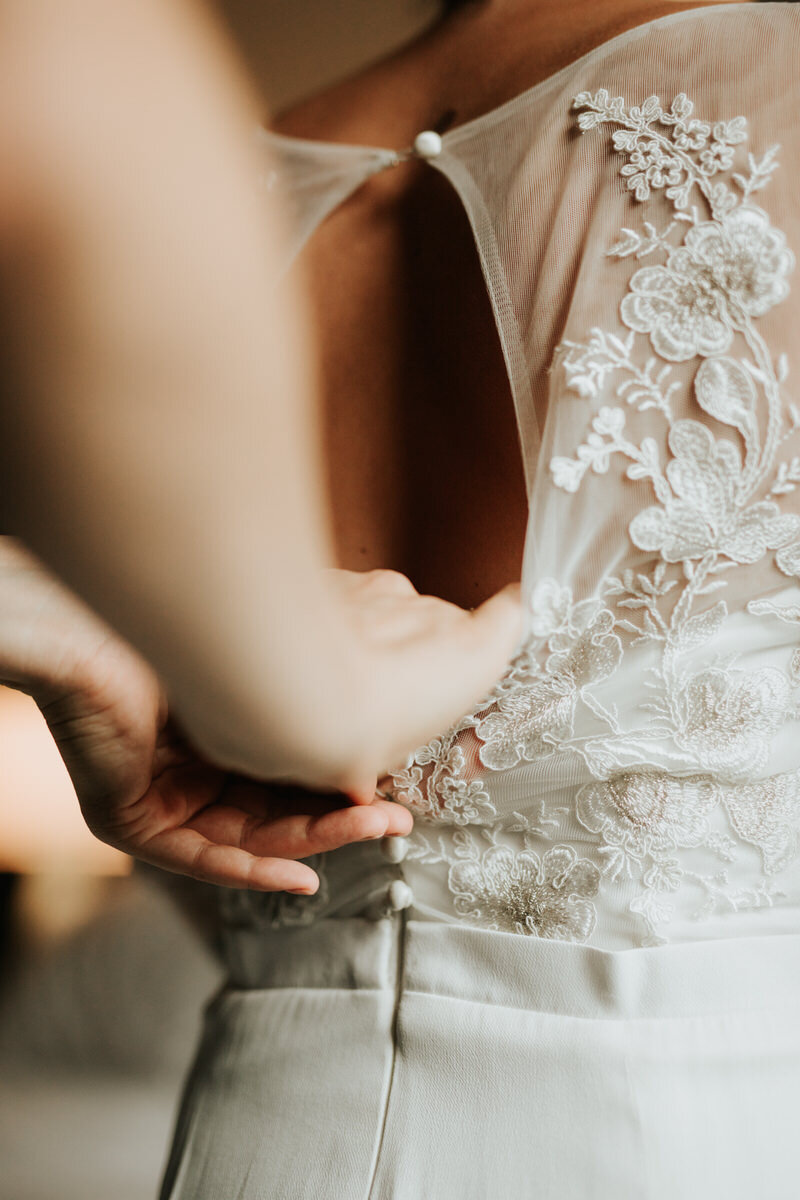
[0,687,129,875]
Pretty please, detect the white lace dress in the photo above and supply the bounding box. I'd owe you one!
[161,7,800,1198]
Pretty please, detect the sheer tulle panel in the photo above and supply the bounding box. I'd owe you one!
[252,5,800,950]
[257,131,397,273]
[390,4,800,949]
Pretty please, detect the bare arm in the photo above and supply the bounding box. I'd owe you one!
[0,0,520,797]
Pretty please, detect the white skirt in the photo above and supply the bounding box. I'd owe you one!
[160,914,800,1199]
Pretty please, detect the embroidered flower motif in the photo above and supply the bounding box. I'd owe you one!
[619,136,683,200]
[475,679,575,771]
[576,772,718,866]
[699,141,735,175]
[723,771,800,873]
[475,586,622,771]
[392,738,496,826]
[643,857,683,893]
[688,206,794,319]
[550,454,586,492]
[621,257,731,362]
[657,92,710,151]
[526,578,576,638]
[621,208,793,361]
[448,844,600,941]
[776,541,800,577]
[434,757,495,825]
[676,666,792,780]
[629,420,800,563]
[252,91,800,947]
[545,600,622,683]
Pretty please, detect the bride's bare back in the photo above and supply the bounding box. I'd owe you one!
[265,1,741,608]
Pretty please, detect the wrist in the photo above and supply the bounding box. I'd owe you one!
[0,537,139,707]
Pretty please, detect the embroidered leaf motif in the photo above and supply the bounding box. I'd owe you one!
[675,600,727,652]
[694,357,758,442]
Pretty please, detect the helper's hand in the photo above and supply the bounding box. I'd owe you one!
[332,569,522,801]
[0,539,411,892]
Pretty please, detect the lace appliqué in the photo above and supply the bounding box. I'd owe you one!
[551,91,799,940]
[392,92,800,947]
[406,818,600,943]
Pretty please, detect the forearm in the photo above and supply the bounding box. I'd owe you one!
[0,0,374,787]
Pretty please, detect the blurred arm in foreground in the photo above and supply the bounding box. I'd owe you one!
[0,0,520,805]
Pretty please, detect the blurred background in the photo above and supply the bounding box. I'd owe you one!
[0,3,440,1197]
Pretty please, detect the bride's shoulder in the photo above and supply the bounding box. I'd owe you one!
[269,39,435,151]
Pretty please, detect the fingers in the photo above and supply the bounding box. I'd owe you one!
[124,761,414,891]
[373,796,414,835]
[131,783,414,890]
[186,793,412,862]
[135,828,322,892]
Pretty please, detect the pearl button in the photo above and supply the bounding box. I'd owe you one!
[380,835,409,864]
[413,130,443,159]
[386,880,414,911]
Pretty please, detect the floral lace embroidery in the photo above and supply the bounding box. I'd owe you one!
[405,818,600,943]
[447,842,599,942]
[391,92,800,946]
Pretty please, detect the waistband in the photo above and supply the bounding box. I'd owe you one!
[222,915,800,1020]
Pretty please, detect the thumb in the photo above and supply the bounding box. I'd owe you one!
[471,579,522,629]
[465,581,524,667]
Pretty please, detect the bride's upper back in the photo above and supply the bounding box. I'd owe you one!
[269,0,725,608]
[241,4,800,949]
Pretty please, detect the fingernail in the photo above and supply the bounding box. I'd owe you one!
[289,886,317,895]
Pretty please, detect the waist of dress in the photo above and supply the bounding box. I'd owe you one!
[218,805,800,960]
[219,911,800,1021]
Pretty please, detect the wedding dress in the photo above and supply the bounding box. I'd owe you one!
[161,6,800,1197]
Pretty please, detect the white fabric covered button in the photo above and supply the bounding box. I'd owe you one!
[380,835,409,863]
[413,130,442,159]
[386,880,414,911]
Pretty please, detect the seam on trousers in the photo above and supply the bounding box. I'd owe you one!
[364,908,408,1200]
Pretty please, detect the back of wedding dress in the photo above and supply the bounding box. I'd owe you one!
[232,2,800,950]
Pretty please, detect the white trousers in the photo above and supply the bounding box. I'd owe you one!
[160,914,800,1199]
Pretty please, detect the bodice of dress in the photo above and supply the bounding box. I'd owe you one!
[222,4,800,951]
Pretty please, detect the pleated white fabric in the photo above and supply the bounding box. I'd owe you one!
[161,913,800,1199]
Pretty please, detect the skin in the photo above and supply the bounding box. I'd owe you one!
[224,0,749,613]
[0,0,522,810]
[0,539,413,893]
[0,2,746,888]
